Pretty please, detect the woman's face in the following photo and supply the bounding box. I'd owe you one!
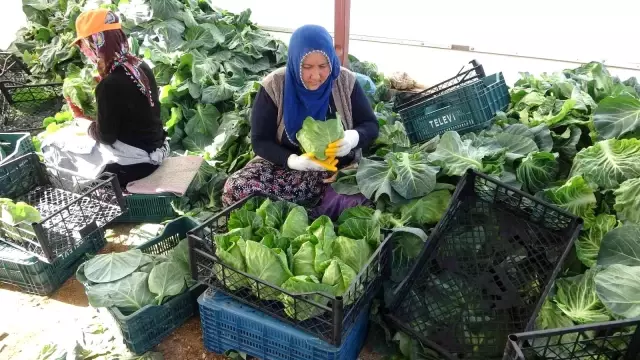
[301,51,331,90]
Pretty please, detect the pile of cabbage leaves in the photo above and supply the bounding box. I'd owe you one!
[213,197,397,321]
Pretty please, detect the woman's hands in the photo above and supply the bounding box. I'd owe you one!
[288,153,338,172]
[326,130,359,158]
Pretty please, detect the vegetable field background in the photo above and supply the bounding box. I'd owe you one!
[3,0,640,359]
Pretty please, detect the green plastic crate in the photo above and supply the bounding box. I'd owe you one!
[0,132,33,165]
[114,193,178,223]
[105,216,204,354]
[0,154,124,263]
[0,229,105,295]
[397,72,509,144]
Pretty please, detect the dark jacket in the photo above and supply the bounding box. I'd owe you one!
[250,81,379,168]
[89,62,165,153]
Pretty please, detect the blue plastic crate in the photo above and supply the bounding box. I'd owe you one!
[199,290,371,360]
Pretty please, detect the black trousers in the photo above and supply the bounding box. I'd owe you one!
[103,162,159,187]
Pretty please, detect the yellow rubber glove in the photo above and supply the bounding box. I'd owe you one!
[325,130,360,158]
[306,154,338,172]
[288,153,338,172]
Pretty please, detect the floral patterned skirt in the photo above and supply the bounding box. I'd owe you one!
[222,158,328,206]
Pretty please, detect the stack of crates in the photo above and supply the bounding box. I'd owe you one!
[394,60,510,144]
[0,153,125,295]
[0,230,105,295]
[188,194,392,359]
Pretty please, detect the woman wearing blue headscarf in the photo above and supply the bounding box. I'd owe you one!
[222,24,379,207]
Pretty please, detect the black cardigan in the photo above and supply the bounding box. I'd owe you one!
[250,81,379,168]
[89,62,166,153]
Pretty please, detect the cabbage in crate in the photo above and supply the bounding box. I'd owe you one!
[0,198,42,243]
[296,115,345,160]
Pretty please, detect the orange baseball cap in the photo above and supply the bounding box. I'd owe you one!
[73,8,122,45]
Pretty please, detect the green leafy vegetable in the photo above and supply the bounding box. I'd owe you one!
[62,64,97,118]
[296,116,345,160]
[595,264,640,319]
[280,206,308,239]
[389,227,428,281]
[333,236,372,272]
[554,269,610,324]
[543,176,597,228]
[593,95,640,140]
[516,152,559,194]
[399,190,452,226]
[613,178,640,224]
[167,238,192,279]
[263,201,294,229]
[428,131,505,176]
[292,241,320,277]
[0,198,42,225]
[356,152,438,204]
[533,298,581,358]
[228,208,263,232]
[244,240,293,300]
[279,275,334,321]
[214,231,249,291]
[84,250,149,284]
[321,259,357,297]
[86,272,157,314]
[596,225,640,267]
[338,216,381,249]
[569,138,640,190]
[148,262,187,305]
[307,215,337,248]
[331,168,361,195]
[575,214,619,268]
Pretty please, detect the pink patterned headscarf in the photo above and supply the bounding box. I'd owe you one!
[78,12,154,107]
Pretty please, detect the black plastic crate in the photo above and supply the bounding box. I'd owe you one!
[188,194,392,346]
[0,81,63,132]
[504,318,640,360]
[393,60,509,144]
[386,169,582,359]
[0,153,125,263]
[0,52,30,84]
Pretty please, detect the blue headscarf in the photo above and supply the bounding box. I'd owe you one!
[283,25,341,144]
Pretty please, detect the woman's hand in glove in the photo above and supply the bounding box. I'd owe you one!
[288,153,338,172]
[326,130,359,158]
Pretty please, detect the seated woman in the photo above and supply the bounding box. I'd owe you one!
[222,25,379,208]
[46,9,168,187]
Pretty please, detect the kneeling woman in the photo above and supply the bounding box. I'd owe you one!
[222,25,379,206]
[44,9,168,187]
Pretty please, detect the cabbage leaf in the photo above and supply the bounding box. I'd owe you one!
[570,138,640,190]
[296,116,344,160]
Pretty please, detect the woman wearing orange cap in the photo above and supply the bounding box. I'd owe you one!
[50,9,168,186]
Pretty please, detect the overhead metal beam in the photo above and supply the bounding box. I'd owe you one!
[334,0,351,66]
